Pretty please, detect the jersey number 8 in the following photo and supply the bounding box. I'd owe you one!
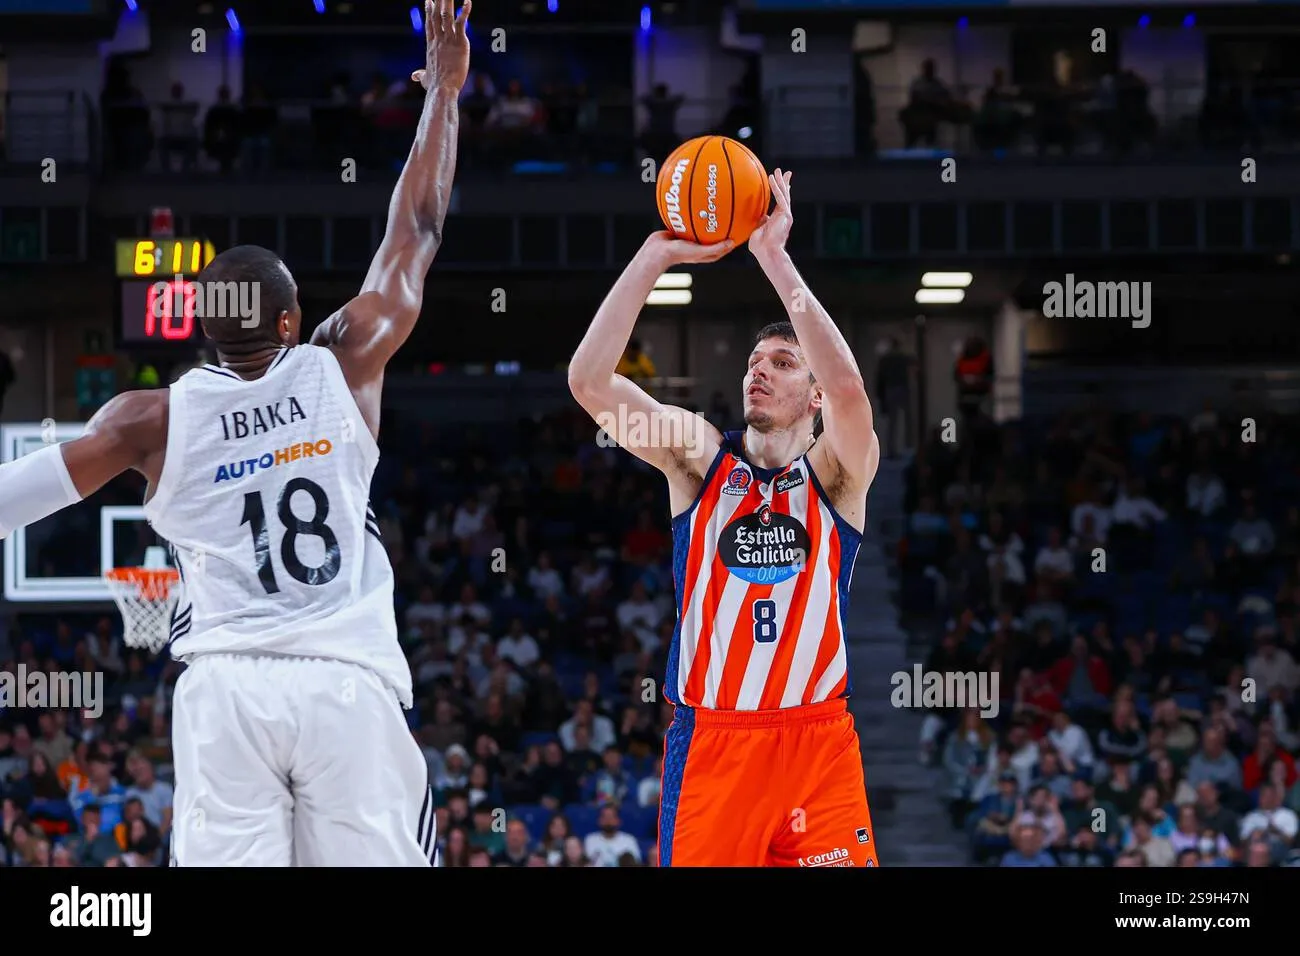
[240,477,342,594]
[752,598,779,643]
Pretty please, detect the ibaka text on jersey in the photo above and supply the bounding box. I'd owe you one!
[219,397,308,442]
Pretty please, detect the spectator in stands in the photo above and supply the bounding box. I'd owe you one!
[204,85,242,173]
[157,82,199,172]
[1126,813,1175,867]
[638,83,685,161]
[1186,725,1243,792]
[1240,780,1297,859]
[494,817,533,866]
[582,804,641,867]
[942,708,993,828]
[1000,818,1056,866]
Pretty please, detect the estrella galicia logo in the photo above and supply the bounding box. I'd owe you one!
[721,466,751,496]
[774,468,804,494]
[718,503,810,584]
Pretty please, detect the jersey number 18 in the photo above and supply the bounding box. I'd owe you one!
[240,477,342,594]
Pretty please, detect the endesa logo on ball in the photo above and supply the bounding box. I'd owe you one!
[698,163,719,235]
[718,503,811,585]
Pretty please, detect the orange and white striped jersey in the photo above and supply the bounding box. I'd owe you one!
[664,431,862,711]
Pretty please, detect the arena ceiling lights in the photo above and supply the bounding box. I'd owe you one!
[647,272,692,306]
[916,271,971,305]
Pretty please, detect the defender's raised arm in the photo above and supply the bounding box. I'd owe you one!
[312,0,470,406]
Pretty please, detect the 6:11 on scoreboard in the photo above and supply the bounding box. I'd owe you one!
[115,239,216,277]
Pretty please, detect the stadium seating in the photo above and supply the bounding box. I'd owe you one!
[902,409,1300,867]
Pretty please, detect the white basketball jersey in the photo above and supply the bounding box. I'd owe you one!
[143,345,413,708]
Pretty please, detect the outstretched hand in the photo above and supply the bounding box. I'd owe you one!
[410,0,471,93]
[748,168,793,259]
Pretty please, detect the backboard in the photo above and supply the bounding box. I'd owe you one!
[1,422,171,602]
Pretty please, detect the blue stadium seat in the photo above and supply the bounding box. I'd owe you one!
[565,803,600,836]
[520,731,557,750]
[511,803,550,836]
[619,804,658,839]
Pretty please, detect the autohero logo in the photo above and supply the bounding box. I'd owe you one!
[798,848,854,867]
[698,163,719,235]
[663,157,690,234]
[719,503,810,585]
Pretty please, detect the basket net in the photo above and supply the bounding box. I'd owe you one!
[104,567,181,654]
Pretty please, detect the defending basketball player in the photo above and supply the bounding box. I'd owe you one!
[0,0,470,866]
[569,169,882,866]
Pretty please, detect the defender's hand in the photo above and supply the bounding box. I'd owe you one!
[410,0,471,93]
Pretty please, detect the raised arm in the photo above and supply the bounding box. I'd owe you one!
[312,0,470,397]
[567,232,732,482]
[748,169,879,491]
[0,390,167,540]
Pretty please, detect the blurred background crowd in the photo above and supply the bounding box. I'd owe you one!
[900,402,1300,867]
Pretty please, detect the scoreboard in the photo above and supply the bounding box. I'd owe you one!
[114,238,216,348]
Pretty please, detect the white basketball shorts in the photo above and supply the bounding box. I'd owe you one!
[169,653,435,866]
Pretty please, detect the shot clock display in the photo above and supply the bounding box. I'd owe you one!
[115,238,217,347]
[116,238,215,279]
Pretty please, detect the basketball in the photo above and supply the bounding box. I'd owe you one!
[655,136,772,245]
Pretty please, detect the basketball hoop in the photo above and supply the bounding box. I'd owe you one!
[104,567,181,654]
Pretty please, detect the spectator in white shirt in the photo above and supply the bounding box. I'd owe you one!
[1109,477,1166,568]
[1186,465,1225,517]
[559,699,617,753]
[571,556,610,596]
[1071,490,1111,545]
[616,580,662,650]
[1047,711,1094,774]
[1239,782,1298,847]
[497,618,540,669]
[451,493,488,541]
[1245,632,1300,699]
[527,551,565,599]
[1228,498,1276,586]
[582,804,642,867]
[1111,477,1166,529]
[448,583,491,627]
[1034,527,1074,583]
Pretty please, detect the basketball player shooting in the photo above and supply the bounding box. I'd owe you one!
[569,169,882,866]
[0,0,471,866]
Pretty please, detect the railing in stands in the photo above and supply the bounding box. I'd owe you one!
[4,77,1299,174]
[0,90,99,167]
[1021,365,1300,419]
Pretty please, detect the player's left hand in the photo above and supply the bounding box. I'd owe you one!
[410,0,472,93]
[748,168,793,259]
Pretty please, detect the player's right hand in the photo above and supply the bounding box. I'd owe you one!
[410,0,471,94]
[644,231,736,265]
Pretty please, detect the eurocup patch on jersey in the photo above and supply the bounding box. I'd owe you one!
[721,465,752,496]
[718,502,811,585]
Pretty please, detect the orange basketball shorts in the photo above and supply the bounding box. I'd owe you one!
[657,698,879,867]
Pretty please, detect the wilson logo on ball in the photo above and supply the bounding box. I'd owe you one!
[655,136,772,245]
